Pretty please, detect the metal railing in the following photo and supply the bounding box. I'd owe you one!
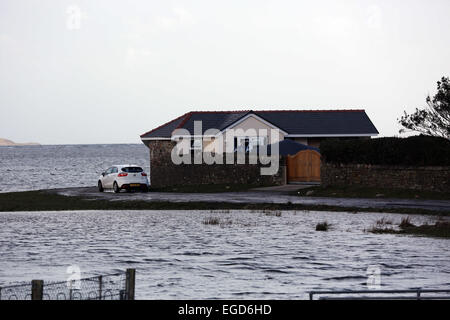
[0,268,135,300]
[309,288,450,300]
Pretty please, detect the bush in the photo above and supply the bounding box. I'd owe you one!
[315,221,330,231]
[320,136,450,166]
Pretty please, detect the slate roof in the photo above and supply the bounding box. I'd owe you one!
[140,110,378,138]
[268,139,319,156]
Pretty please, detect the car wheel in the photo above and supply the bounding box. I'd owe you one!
[141,185,149,192]
[98,181,104,192]
[113,181,120,193]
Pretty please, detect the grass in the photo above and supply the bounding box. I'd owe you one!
[375,217,393,225]
[401,221,450,238]
[315,221,330,231]
[399,216,414,228]
[0,190,448,216]
[368,217,450,238]
[264,210,282,217]
[149,183,272,193]
[293,186,450,200]
[202,216,233,226]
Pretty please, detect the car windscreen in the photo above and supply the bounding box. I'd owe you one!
[121,167,143,173]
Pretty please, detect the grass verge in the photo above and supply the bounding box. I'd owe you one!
[0,190,448,216]
[369,218,450,239]
[293,186,450,200]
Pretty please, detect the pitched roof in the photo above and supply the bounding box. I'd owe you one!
[140,109,379,138]
[268,139,319,155]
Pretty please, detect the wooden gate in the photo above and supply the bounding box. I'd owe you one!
[287,150,321,183]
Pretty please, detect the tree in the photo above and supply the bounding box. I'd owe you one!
[399,76,450,140]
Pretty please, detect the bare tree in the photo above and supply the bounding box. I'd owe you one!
[399,76,450,140]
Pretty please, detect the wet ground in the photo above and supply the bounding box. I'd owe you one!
[48,187,450,212]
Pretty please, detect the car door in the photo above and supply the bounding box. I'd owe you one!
[103,167,114,188]
[111,167,119,186]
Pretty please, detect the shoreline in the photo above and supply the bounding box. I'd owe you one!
[0,188,448,215]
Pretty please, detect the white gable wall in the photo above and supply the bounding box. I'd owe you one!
[203,115,285,153]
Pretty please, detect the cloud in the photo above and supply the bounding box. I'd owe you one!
[309,14,361,57]
[366,4,383,30]
[124,46,154,68]
[154,6,195,31]
[0,33,19,55]
[124,5,195,38]
[122,6,195,67]
[0,33,12,46]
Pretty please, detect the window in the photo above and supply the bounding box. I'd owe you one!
[234,137,248,152]
[112,167,118,173]
[249,136,266,152]
[235,136,267,153]
[121,167,143,173]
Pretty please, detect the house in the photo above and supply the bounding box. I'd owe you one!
[141,109,378,149]
[140,109,378,186]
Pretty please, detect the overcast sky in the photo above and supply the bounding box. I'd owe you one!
[0,0,449,144]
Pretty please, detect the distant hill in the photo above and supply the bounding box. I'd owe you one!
[0,138,40,146]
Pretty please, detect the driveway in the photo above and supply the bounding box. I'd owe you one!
[47,187,450,212]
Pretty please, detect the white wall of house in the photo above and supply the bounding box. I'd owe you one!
[205,115,285,153]
[228,115,285,141]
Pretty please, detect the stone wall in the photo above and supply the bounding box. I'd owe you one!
[321,162,450,193]
[144,140,286,188]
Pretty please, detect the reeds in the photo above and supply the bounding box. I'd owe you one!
[375,217,393,225]
[202,216,233,227]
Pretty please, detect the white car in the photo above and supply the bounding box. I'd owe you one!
[98,165,149,193]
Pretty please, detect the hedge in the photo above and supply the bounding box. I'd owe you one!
[320,136,450,166]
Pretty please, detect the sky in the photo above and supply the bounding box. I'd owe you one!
[0,0,449,145]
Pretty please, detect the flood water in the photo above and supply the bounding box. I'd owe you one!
[0,210,448,299]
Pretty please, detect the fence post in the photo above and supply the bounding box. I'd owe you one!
[125,269,135,300]
[31,280,44,300]
[98,275,103,300]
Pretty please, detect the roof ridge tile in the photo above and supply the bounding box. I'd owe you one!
[186,109,365,113]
